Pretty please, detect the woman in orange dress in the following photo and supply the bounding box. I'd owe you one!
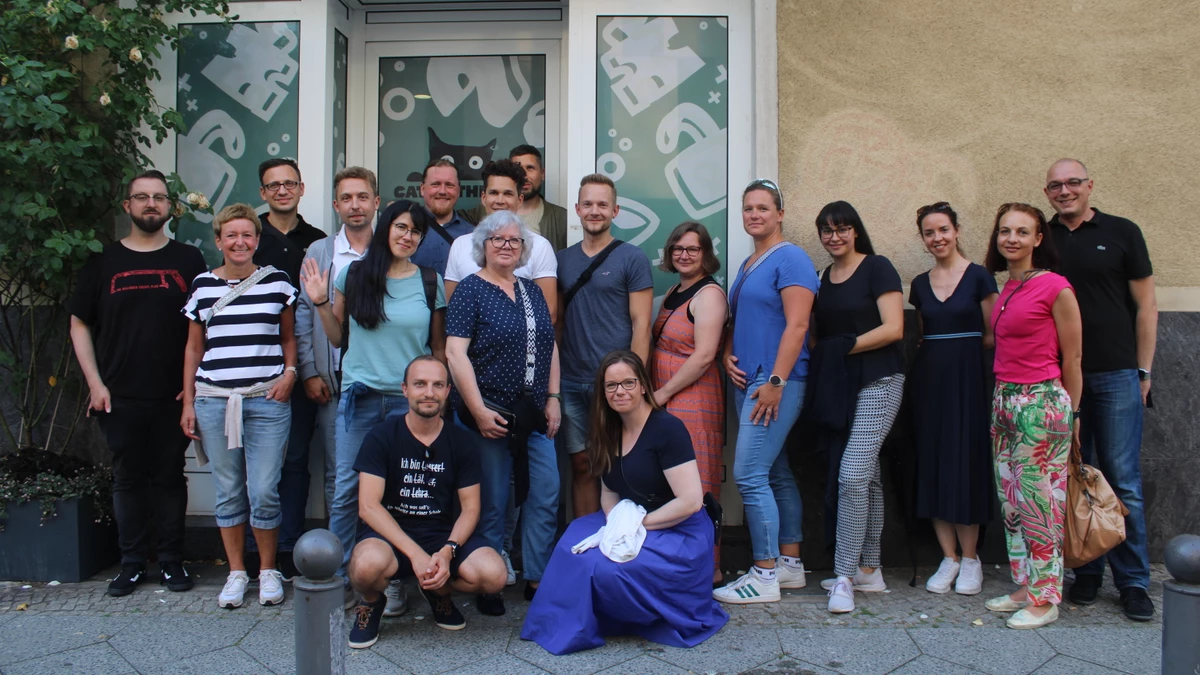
[650,222,728,584]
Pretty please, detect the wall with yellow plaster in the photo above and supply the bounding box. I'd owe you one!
[776,0,1200,294]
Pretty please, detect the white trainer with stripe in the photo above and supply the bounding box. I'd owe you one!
[712,570,781,605]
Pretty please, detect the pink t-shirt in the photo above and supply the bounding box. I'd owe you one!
[992,272,1074,384]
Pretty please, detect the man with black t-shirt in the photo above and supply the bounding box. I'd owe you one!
[69,169,208,597]
[1045,158,1158,622]
[346,356,506,649]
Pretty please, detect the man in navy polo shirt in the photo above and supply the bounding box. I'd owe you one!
[411,159,474,276]
[1045,158,1158,622]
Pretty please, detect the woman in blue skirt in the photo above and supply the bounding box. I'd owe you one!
[521,350,728,654]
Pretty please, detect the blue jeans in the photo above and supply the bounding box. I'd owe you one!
[561,379,594,454]
[456,413,559,581]
[276,392,339,552]
[331,389,409,574]
[1075,369,1150,590]
[195,396,291,530]
[732,368,805,562]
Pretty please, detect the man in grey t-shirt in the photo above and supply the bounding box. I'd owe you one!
[556,173,654,517]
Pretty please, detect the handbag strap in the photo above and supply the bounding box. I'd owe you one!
[515,278,537,387]
[207,265,277,325]
[729,242,790,321]
[563,239,623,308]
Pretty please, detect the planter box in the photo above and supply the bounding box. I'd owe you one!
[0,496,117,583]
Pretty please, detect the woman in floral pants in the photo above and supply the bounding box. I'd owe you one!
[982,203,1082,630]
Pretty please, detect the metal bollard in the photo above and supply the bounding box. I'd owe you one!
[1161,533,1200,675]
[293,529,347,675]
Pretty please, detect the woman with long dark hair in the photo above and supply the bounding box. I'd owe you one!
[300,199,446,597]
[522,350,727,654]
[983,203,1081,629]
[808,201,906,614]
[909,202,998,596]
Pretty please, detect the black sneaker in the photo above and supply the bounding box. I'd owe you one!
[1068,574,1102,605]
[423,590,466,630]
[107,563,147,597]
[1119,587,1155,621]
[475,592,506,616]
[348,594,386,649]
[278,550,300,582]
[523,582,537,602]
[160,561,194,592]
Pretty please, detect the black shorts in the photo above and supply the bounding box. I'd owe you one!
[359,526,490,580]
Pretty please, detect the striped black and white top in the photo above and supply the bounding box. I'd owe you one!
[182,270,298,388]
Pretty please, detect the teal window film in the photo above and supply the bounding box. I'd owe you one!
[175,21,301,267]
[596,16,729,295]
[377,55,547,210]
[333,30,348,182]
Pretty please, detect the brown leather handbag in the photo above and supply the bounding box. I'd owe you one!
[1063,443,1129,568]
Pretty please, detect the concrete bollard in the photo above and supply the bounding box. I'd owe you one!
[1161,533,1200,675]
[293,529,346,675]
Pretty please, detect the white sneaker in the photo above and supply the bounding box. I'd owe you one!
[955,557,983,595]
[219,571,250,609]
[258,569,285,606]
[926,557,961,594]
[820,568,887,592]
[712,571,781,604]
[827,576,855,613]
[384,579,408,617]
[500,549,517,587]
[776,559,807,589]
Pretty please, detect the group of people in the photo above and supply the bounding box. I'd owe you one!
[68,150,1155,654]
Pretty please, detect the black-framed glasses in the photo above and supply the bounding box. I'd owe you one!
[1046,178,1088,193]
[669,245,702,257]
[487,236,524,249]
[392,223,423,240]
[745,178,784,209]
[129,193,170,204]
[262,180,301,192]
[819,226,855,240]
[603,378,639,394]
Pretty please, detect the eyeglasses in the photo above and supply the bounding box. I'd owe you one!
[129,193,170,204]
[916,202,952,219]
[819,226,855,240]
[1046,178,1088,193]
[487,236,524,249]
[669,245,702,257]
[745,178,785,209]
[392,223,423,240]
[603,378,639,394]
[262,180,301,192]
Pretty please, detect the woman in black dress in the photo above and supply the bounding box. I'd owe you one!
[908,202,998,596]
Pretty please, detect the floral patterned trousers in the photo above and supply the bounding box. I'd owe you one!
[991,379,1073,606]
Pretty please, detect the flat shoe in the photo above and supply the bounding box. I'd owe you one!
[985,594,1029,612]
[1007,604,1058,629]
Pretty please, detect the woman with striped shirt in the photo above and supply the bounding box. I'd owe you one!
[181,203,299,610]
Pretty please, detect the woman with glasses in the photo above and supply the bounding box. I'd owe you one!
[909,202,998,596]
[300,199,446,596]
[809,201,905,614]
[650,221,728,584]
[984,203,1080,629]
[713,180,820,605]
[446,210,561,617]
[522,350,727,654]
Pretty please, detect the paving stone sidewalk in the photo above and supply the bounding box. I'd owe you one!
[0,563,1166,674]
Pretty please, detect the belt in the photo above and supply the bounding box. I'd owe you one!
[922,331,982,340]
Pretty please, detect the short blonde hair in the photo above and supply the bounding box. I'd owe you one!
[213,203,261,237]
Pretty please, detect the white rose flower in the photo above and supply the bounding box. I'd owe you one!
[44,1,59,15]
[99,92,111,106]
[64,35,79,50]
[128,47,143,63]
[172,201,186,218]
[186,192,202,206]
[197,195,211,210]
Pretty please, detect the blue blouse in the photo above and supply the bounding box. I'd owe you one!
[729,244,820,381]
[446,273,555,408]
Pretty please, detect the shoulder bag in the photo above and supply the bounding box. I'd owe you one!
[1064,440,1129,568]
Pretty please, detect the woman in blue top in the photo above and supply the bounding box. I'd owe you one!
[300,199,446,596]
[446,210,561,618]
[713,179,820,606]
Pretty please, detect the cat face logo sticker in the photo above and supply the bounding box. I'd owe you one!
[405,129,497,182]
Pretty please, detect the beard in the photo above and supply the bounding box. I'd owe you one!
[521,184,542,201]
[413,401,443,418]
[131,212,169,234]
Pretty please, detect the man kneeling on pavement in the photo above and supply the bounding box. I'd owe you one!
[347,354,506,648]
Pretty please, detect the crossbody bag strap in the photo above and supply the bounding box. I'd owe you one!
[729,241,789,322]
[207,265,277,325]
[429,221,454,245]
[516,278,537,387]
[562,239,623,308]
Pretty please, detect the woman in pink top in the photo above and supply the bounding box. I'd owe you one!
[983,203,1082,630]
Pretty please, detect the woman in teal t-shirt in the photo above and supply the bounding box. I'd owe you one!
[300,199,446,594]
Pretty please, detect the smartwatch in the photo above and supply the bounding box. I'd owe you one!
[444,540,459,559]
[768,374,786,387]
[1137,368,1151,382]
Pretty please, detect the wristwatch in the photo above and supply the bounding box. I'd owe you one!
[1137,368,1151,382]
[444,540,459,559]
[768,374,786,387]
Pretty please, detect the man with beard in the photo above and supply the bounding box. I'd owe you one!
[463,145,568,252]
[556,174,653,517]
[411,159,473,276]
[69,169,209,597]
[345,355,506,648]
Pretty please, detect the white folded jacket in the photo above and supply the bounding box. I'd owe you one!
[571,499,648,562]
